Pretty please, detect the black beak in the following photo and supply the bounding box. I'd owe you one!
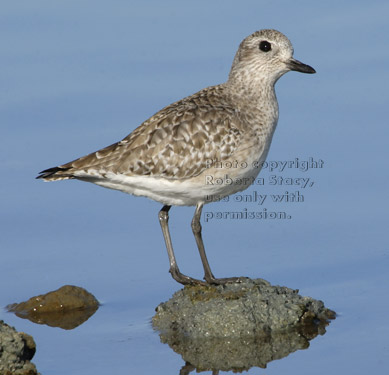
[288,58,316,74]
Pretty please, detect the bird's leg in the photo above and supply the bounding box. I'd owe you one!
[191,202,216,282]
[159,205,206,286]
[179,362,195,375]
[192,202,245,285]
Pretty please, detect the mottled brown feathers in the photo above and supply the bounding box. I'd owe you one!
[37,29,301,187]
[38,86,244,181]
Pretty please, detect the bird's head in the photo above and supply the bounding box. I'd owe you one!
[229,29,315,86]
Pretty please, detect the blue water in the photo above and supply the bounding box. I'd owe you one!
[1,1,388,374]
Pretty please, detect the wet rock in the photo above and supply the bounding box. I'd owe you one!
[153,278,335,372]
[0,320,38,375]
[7,285,99,330]
[153,278,335,337]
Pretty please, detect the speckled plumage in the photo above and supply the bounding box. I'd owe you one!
[38,30,314,206]
[37,29,315,285]
[52,86,244,180]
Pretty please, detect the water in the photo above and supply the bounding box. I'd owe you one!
[1,1,388,374]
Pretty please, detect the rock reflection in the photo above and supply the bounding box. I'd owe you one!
[153,278,335,373]
[158,314,332,373]
[7,285,99,330]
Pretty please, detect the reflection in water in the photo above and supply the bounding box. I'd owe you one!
[153,279,335,373]
[158,317,332,373]
[7,285,99,330]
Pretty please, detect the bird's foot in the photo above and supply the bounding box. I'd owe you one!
[205,276,248,285]
[170,268,207,286]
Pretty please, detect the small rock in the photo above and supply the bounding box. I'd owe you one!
[7,285,99,330]
[0,320,38,375]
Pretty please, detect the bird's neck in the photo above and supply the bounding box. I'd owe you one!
[224,76,279,119]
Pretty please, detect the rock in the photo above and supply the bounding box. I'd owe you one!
[153,278,335,337]
[0,320,38,375]
[7,285,99,330]
[152,278,335,372]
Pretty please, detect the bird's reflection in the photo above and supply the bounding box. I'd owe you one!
[158,316,332,374]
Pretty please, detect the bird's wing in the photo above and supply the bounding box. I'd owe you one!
[37,89,246,181]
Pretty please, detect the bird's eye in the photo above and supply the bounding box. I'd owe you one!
[259,41,271,52]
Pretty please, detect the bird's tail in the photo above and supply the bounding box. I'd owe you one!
[36,166,74,181]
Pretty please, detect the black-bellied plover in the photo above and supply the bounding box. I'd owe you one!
[37,29,315,285]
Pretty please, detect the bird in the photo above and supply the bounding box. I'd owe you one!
[37,29,315,286]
